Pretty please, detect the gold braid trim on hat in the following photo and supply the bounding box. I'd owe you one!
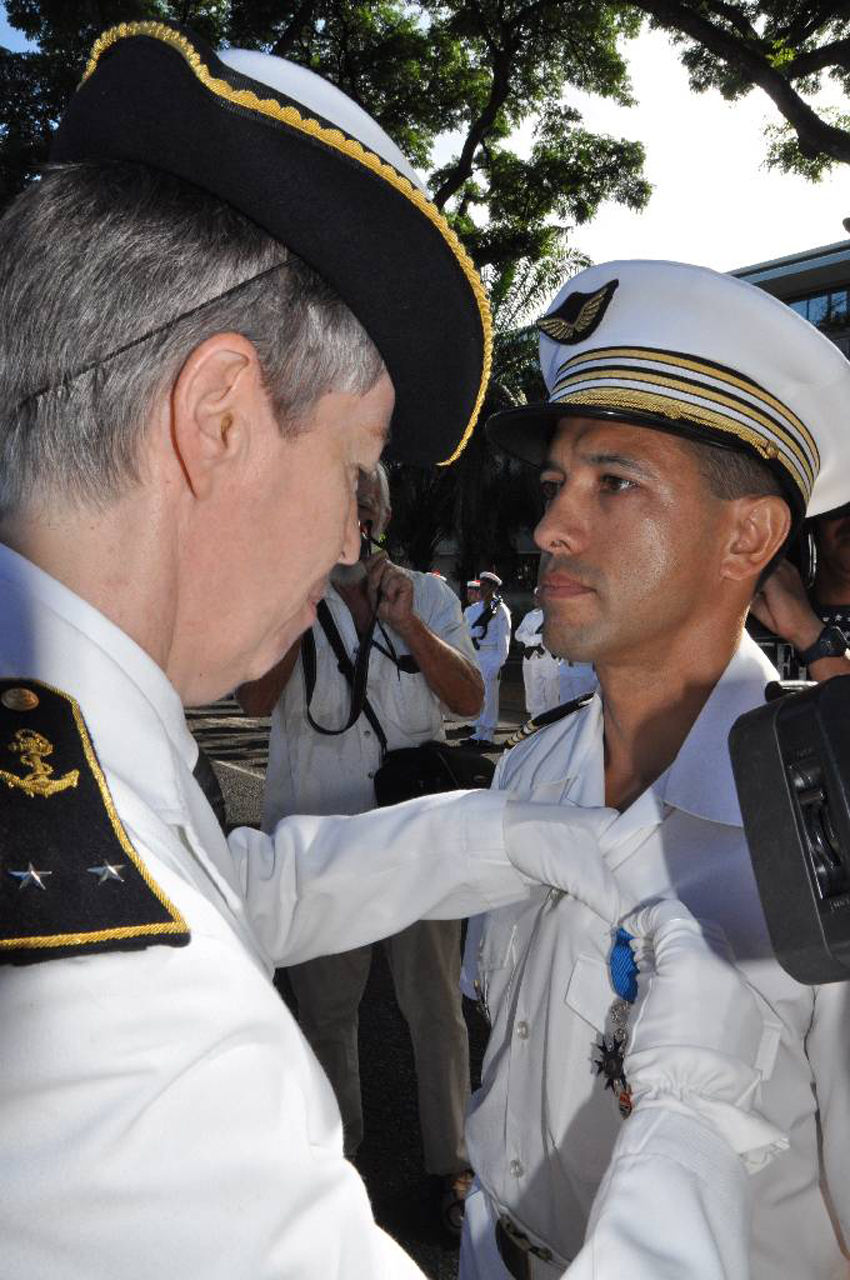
[81,22,491,467]
[0,680,188,952]
[553,366,815,492]
[556,345,819,468]
[554,386,811,502]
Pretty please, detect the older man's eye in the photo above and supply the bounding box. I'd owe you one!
[540,479,560,505]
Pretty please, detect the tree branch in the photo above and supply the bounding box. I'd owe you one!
[630,0,850,163]
[785,36,850,78]
[269,0,321,59]
[784,1,850,48]
[432,51,513,208]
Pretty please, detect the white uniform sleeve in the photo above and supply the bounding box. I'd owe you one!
[0,925,428,1280]
[566,1108,752,1280]
[228,788,530,965]
[804,979,850,1252]
[496,606,512,667]
[514,610,539,647]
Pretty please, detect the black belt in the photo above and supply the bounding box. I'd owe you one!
[495,1216,555,1280]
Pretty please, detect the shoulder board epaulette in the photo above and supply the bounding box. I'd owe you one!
[0,678,190,965]
[503,692,594,751]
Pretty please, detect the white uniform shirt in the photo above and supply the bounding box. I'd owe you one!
[466,596,512,674]
[0,545,533,1280]
[263,572,477,824]
[514,606,547,652]
[466,631,850,1279]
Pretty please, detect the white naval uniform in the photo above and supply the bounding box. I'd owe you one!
[0,544,537,1280]
[462,631,850,1280]
[514,607,561,717]
[467,596,512,741]
[557,657,598,705]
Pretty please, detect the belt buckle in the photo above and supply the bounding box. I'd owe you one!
[497,1215,554,1280]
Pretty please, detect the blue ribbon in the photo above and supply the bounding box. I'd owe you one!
[609,927,639,1003]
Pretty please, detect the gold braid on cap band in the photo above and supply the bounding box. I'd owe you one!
[551,345,818,504]
[81,22,492,467]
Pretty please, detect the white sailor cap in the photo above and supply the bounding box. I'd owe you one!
[466,579,481,588]
[487,259,850,518]
[479,571,502,586]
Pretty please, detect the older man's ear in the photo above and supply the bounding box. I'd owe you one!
[168,333,260,500]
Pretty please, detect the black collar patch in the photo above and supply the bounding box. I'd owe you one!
[537,279,619,346]
[0,678,190,965]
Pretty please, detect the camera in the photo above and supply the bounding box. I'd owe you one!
[730,676,850,984]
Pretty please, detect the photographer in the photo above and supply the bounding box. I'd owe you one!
[238,463,484,1230]
[751,505,850,679]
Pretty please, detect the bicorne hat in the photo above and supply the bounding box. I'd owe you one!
[50,22,491,468]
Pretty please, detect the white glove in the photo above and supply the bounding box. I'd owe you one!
[623,900,788,1172]
[503,797,621,924]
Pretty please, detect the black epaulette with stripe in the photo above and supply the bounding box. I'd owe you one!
[503,692,594,751]
[0,678,190,965]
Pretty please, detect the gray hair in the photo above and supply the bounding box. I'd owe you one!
[0,161,385,516]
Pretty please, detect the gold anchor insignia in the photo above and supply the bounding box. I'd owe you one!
[0,728,80,799]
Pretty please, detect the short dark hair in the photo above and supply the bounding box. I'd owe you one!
[683,437,784,503]
[682,436,791,589]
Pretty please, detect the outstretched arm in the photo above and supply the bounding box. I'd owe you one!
[566,903,786,1280]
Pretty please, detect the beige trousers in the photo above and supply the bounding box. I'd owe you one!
[287,918,470,1175]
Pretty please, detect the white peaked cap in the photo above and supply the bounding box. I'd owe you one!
[487,259,850,517]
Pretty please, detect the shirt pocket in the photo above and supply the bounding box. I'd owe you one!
[543,952,622,1185]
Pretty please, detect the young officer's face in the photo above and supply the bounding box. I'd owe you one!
[534,416,727,666]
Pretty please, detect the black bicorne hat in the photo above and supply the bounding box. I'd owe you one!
[50,22,491,468]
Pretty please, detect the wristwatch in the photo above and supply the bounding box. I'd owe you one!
[797,624,849,665]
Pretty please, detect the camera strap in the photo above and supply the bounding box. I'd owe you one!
[301,600,388,754]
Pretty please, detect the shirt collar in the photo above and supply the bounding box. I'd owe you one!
[662,630,778,827]
[562,630,777,829]
[0,543,197,822]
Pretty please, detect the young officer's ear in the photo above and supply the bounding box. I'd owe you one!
[721,494,792,585]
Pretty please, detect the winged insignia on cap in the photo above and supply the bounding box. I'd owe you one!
[537,278,619,345]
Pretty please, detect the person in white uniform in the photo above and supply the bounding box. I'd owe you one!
[515,590,562,716]
[239,464,482,1222]
[461,259,850,1280]
[0,26,799,1280]
[0,25,606,1278]
[465,570,512,744]
[557,655,598,704]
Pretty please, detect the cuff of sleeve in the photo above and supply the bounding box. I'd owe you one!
[635,1095,789,1173]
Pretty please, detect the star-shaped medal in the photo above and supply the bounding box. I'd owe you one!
[9,863,53,890]
[87,863,126,884]
[594,1034,627,1094]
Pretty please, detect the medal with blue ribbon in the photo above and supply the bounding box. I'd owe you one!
[595,927,639,1118]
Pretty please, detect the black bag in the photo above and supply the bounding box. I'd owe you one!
[373,741,495,807]
[301,601,495,805]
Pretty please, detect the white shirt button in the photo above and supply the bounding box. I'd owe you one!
[509,1158,524,1178]
[364,730,371,737]
[516,1020,529,1040]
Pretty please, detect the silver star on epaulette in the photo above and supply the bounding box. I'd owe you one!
[87,863,126,884]
[9,863,52,890]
